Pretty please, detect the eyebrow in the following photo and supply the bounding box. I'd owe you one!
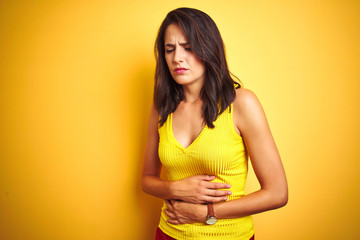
[165,42,190,47]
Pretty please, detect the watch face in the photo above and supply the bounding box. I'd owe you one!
[206,216,217,225]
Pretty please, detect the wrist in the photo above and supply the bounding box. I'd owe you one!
[165,181,175,199]
[196,204,208,222]
[202,204,208,221]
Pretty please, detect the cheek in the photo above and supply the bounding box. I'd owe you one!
[165,55,172,69]
[194,60,205,75]
[190,55,205,72]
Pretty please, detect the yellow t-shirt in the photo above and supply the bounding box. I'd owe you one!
[158,103,254,240]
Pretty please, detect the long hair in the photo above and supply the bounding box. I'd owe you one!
[154,7,241,128]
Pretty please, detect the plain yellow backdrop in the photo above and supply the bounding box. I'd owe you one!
[0,0,359,239]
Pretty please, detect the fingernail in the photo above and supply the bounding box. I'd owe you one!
[227,184,231,188]
[224,197,227,200]
[227,191,232,195]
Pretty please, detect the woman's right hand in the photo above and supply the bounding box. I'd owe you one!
[167,175,232,204]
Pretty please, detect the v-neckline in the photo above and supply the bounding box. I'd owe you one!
[169,112,207,151]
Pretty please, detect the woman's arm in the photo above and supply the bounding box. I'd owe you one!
[141,104,232,204]
[215,88,288,217]
[164,88,288,224]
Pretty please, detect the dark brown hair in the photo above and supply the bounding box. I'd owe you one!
[154,7,241,128]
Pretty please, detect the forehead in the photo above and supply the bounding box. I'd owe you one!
[164,24,189,44]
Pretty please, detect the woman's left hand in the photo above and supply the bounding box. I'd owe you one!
[164,200,207,225]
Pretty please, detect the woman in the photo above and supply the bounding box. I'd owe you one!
[142,7,288,240]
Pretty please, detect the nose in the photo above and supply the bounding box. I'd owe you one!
[173,47,184,63]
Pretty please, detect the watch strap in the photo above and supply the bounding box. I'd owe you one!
[207,202,215,217]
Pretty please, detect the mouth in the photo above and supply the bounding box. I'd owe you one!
[174,68,188,74]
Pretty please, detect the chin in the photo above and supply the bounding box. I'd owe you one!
[172,77,190,85]
[173,76,202,87]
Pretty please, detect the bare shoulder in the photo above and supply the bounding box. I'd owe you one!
[148,102,160,131]
[150,102,160,119]
[233,87,263,117]
[232,87,269,137]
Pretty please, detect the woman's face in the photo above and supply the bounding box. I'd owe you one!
[164,24,205,88]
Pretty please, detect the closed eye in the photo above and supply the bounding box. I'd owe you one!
[165,45,191,53]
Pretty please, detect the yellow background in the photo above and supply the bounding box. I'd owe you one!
[0,0,359,239]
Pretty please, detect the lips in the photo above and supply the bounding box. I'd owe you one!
[174,68,188,74]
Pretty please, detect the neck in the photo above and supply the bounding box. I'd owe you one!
[182,80,204,104]
[184,96,201,104]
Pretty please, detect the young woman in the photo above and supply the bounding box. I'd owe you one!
[142,7,288,240]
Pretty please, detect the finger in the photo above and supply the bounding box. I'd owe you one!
[206,189,232,197]
[192,199,208,204]
[165,200,174,211]
[206,181,231,189]
[164,209,176,219]
[198,175,215,181]
[167,219,180,225]
[204,196,229,203]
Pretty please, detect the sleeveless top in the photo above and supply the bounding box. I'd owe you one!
[157,103,254,240]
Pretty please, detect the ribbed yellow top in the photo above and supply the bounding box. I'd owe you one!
[158,103,254,240]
